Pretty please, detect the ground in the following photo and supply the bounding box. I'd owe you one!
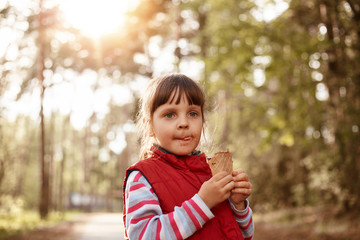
[253,205,360,240]
[3,216,87,240]
[3,206,360,240]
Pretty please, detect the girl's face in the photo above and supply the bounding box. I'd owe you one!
[151,92,203,156]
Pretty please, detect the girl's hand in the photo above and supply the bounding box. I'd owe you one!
[230,169,252,210]
[198,171,234,209]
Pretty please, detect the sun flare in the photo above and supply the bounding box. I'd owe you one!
[60,0,139,37]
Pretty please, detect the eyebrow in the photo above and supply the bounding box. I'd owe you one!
[187,105,201,111]
[158,104,201,113]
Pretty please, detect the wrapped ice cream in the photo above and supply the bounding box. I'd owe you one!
[208,150,233,175]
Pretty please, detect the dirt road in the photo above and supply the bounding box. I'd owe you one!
[4,213,125,240]
[5,208,359,240]
[76,213,124,240]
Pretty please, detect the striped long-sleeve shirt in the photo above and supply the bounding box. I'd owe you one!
[124,170,254,240]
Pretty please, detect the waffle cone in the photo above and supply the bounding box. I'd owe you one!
[208,150,233,175]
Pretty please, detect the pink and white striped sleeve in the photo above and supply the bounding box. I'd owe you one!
[124,170,214,240]
[229,200,254,240]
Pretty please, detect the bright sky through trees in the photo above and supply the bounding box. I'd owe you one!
[1,0,141,124]
[60,0,139,38]
[251,0,289,22]
[1,0,290,129]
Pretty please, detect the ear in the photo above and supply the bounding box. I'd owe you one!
[150,128,155,137]
[147,119,155,137]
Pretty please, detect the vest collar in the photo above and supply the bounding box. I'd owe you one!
[150,145,211,174]
[154,144,201,157]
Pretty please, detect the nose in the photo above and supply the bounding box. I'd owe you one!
[177,116,189,129]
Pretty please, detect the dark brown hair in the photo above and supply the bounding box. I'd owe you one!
[137,73,205,159]
[150,73,205,119]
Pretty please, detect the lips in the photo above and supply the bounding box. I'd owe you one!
[176,136,192,141]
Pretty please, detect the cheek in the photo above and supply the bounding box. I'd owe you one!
[195,121,204,135]
[151,119,169,137]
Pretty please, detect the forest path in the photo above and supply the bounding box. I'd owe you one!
[75,213,124,240]
[5,208,359,240]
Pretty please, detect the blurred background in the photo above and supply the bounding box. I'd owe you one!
[0,0,359,239]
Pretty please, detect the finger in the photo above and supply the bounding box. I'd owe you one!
[223,181,235,192]
[233,173,249,182]
[232,169,244,176]
[217,174,234,186]
[231,188,252,195]
[212,171,229,181]
[233,181,252,189]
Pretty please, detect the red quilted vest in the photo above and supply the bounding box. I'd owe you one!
[123,146,244,240]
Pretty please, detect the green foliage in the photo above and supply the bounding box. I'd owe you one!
[0,195,25,218]
[182,0,360,212]
[0,208,79,238]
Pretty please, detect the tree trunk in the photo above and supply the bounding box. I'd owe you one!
[320,1,360,211]
[58,116,69,213]
[38,0,50,219]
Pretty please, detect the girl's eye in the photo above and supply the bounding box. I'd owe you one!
[189,111,199,117]
[164,113,175,118]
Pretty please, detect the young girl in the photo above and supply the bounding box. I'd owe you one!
[123,73,254,240]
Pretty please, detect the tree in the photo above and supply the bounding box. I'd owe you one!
[180,0,360,211]
[37,0,50,219]
[0,0,175,217]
